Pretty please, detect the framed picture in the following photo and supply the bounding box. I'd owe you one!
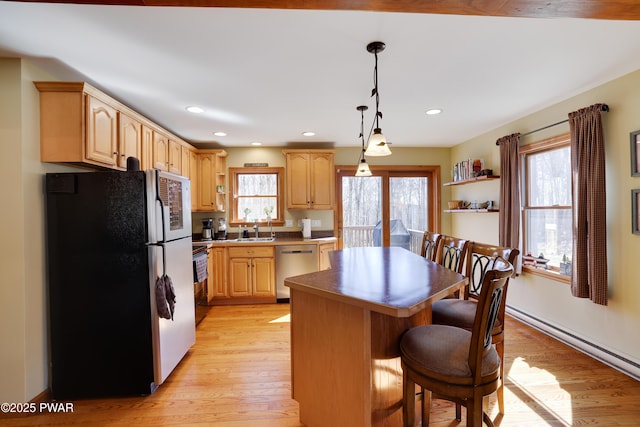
[633,189,640,235]
[632,130,640,176]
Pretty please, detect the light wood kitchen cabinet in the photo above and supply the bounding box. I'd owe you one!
[283,149,335,210]
[140,124,154,170]
[189,150,199,212]
[86,95,118,167]
[196,150,227,212]
[197,153,216,211]
[211,247,228,300]
[215,153,227,212]
[168,139,181,175]
[318,241,336,271]
[181,146,191,179]
[152,133,183,175]
[205,248,215,304]
[152,131,169,171]
[227,246,275,299]
[35,81,196,171]
[117,112,142,169]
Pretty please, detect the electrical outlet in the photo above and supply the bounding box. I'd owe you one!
[285,219,293,227]
[311,220,321,227]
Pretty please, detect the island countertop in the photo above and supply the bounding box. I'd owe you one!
[284,246,468,318]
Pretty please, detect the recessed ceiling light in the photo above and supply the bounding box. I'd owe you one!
[426,108,442,115]
[251,142,262,146]
[213,131,227,137]
[302,131,315,137]
[186,106,204,114]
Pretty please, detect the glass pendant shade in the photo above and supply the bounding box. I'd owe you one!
[355,158,372,176]
[365,128,391,156]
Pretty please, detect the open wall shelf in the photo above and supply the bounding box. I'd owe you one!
[443,175,500,187]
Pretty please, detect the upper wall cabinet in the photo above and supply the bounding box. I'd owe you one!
[85,95,118,167]
[196,150,227,212]
[152,131,184,175]
[283,149,335,210]
[35,81,194,175]
[118,111,142,170]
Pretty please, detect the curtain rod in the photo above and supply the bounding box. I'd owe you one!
[495,104,609,145]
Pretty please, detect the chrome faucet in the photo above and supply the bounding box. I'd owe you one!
[253,223,259,238]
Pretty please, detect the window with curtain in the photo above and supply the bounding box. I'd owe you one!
[521,133,572,281]
[229,167,284,226]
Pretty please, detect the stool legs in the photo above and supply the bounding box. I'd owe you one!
[496,339,505,414]
[403,370,416,427]
[421,388,432,426]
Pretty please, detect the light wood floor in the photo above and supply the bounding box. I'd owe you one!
[3,303,640,426]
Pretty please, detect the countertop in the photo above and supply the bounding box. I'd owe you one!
[192,236,336,248]
[284,246,468,318]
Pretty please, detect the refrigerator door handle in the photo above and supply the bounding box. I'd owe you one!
[160,243,167,276]
[155,172,167,244]
[148,242,168,276]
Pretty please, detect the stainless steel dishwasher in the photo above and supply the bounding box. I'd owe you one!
[275,245,318,302]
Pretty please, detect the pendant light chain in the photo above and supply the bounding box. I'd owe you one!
[364,41,391,156]
[373,48,382,129]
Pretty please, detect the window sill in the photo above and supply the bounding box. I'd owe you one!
[522,265,571,284]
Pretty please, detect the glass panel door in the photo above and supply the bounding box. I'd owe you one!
[390,177,429,254]
[336,166,438,252]
[341,175,382,249]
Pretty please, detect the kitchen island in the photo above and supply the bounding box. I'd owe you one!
[285,246,468,427]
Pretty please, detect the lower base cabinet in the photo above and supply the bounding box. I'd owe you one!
[210,241,335,305]
[318,241,335,271]
[227,246,275,302]
[211,247,228,301]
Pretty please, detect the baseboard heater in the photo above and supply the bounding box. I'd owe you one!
[506,305,640,381]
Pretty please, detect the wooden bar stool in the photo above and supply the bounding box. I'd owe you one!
[401,259,514,426]
[431,242,519,419]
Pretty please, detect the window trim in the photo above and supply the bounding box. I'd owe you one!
[228,167,285,227]
[520,133,571,284]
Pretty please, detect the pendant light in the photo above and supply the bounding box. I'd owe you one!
[364,41,392,157]
[355,105,372,176]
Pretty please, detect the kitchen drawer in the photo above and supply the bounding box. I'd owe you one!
[228,246,274,258]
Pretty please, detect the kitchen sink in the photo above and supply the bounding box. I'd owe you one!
[229,237,275,242]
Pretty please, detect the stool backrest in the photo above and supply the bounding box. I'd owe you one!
[437,235,469,274]
[469,258,514,379]
[465,242,519,300]
[420,231,442,262]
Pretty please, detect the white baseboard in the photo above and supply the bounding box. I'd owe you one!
[506,306,640,381]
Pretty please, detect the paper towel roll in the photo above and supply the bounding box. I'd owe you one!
[301,218,312,239]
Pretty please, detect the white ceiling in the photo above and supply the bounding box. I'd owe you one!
[3,2,640,149]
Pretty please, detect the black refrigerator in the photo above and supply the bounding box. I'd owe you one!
[45,169,195,399]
